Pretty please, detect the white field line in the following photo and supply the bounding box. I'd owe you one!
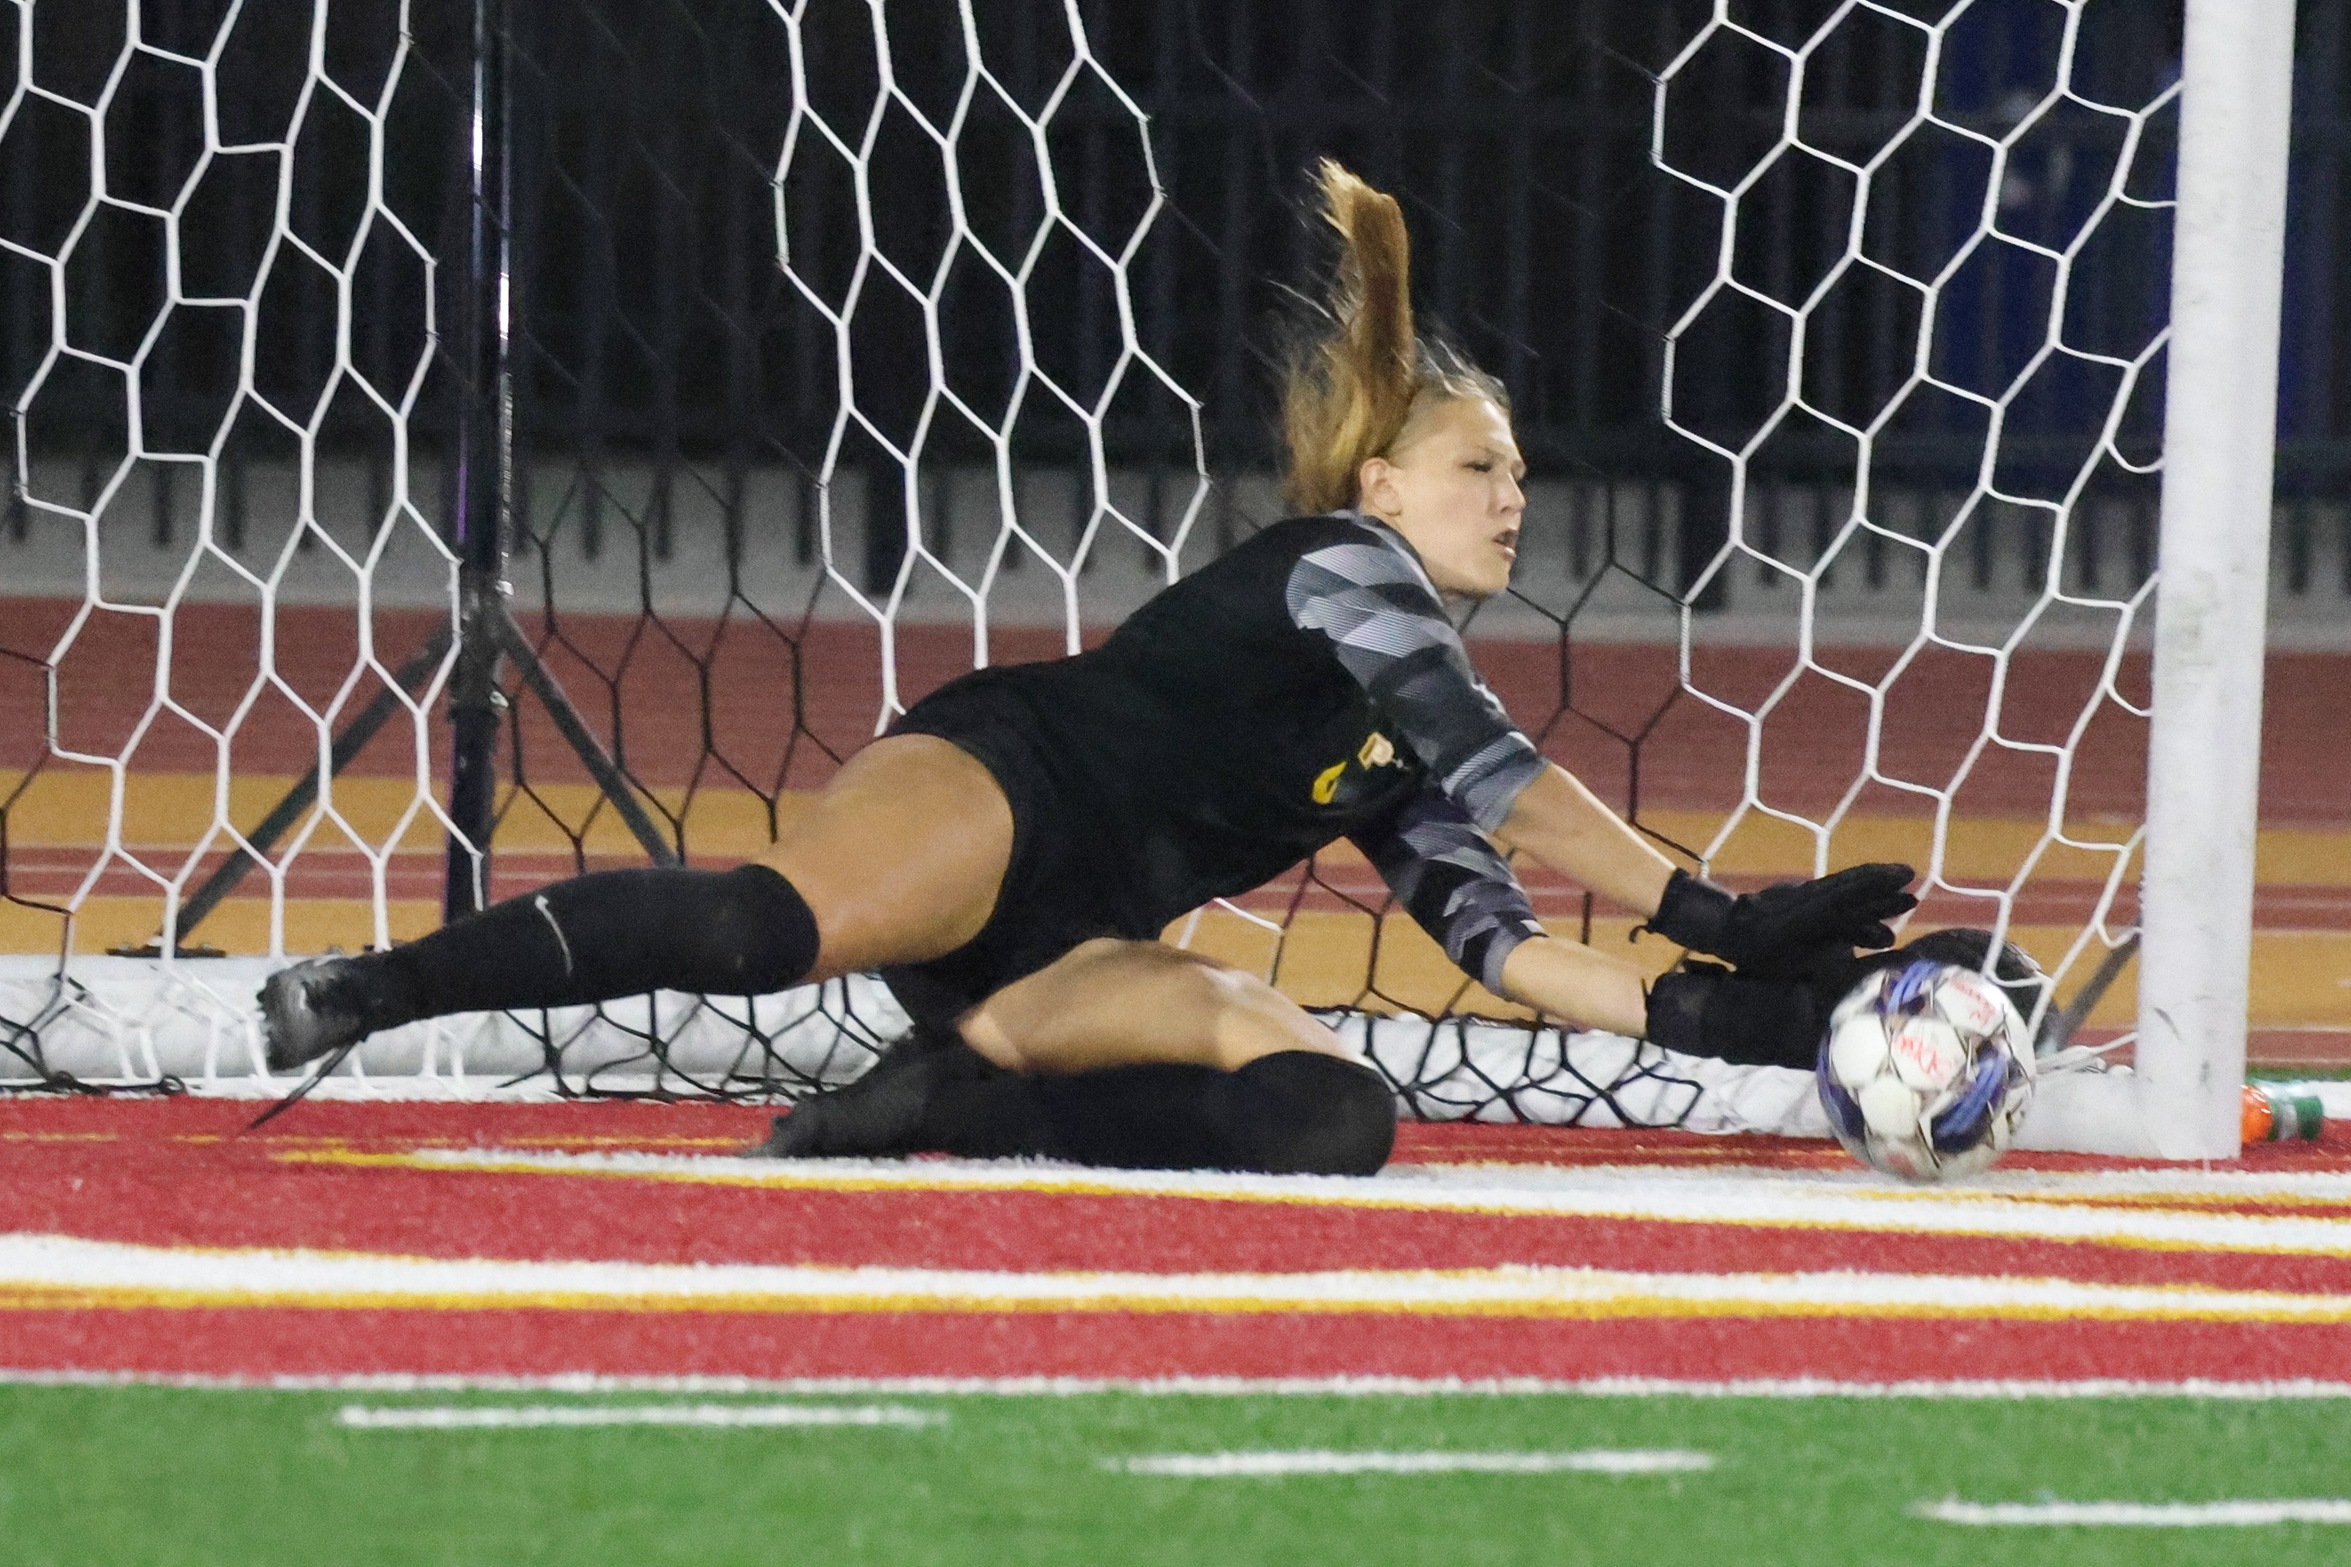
[358,1149,2351,1258]
[1109,1449,1714,1477]
[11,1369,2351,1399]
[336,1402,943,1430]
[3,1233,2349,1323]
[400,1146,2351,1201]
[1920,1499,2351,1527]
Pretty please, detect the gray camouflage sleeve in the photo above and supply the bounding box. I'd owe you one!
[1351,784,1546,996]
[1285,521,1548,830]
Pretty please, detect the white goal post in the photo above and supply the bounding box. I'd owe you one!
[2137,0,2297,1159]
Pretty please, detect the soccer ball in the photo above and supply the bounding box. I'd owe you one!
[1816,958,2036,1182]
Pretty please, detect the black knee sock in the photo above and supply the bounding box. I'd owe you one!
[361,865,818,1028]
[913,1050,1396,1175]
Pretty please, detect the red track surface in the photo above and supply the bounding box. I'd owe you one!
[10,601,2345,948]
[12,1309,2345,1386]
[4,1099,2349,1386]
[6,598,2347,821]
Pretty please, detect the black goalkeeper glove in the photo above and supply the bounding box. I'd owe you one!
[1643,961,1832,1069]
[1643,863,1917,972]
[1644,931,2037,1070]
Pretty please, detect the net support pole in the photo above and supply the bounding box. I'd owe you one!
[2138,0,2298,1159]
[444,0,514,921]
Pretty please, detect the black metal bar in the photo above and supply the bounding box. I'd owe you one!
[2043,932,2140,1054]
[445,0,514,921]
[441,0,679,912]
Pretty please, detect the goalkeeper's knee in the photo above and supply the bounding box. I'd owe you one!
[682,864,824,995]
[1225,1050,1396,1176]
[522,862,818,1000]
[907,1048,1396,1175]
[1048,1049,1395,1175]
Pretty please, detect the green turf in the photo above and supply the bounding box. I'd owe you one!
[3,1386,2348,1566]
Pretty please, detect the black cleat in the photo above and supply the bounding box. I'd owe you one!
[745,1095,850,1158]
[744,1079,927,1159]
[257,954,382,1073]
[743,1027,995,1159]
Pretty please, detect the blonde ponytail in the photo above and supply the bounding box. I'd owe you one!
[1280,160,1507,516]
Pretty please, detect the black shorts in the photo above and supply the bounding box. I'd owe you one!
[879,667,1149,1035]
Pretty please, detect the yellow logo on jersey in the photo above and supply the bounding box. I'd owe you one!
[1313,732,1399,805]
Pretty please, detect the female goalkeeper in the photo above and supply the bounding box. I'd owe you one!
[261,162,1914,1174]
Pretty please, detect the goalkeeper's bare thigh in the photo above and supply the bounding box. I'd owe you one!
[958,938,1353,1074]
[754,738,1351,1077]
[753,734,1015,978]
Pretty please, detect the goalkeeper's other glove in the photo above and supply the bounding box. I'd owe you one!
[1642,962,1824,1069]
[1643,863,1917,972]
[1642,928,2044,1070]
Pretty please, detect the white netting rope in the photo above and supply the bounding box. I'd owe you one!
[769,0,1208,708]
[1655,0,2168,1036]
[3,2,460,962]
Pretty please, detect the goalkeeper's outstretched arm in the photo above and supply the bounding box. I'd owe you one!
[1352,786,1645,1037]
[1487,763,1676,920]
[1491,762,1920,973]
[1358,775,1916,1057]
[1494,936,1648,1038]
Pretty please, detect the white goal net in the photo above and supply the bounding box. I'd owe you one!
[0,1,2292,1155]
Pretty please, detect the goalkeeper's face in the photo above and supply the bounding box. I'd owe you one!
[1359,395,1526,598]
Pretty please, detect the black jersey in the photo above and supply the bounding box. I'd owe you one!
[886,512,1549,1022]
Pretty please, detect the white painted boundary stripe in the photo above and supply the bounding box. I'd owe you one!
[13,1369,2351,1399]
[1920,1499,2351,1526]
[386,1149,2351,1257]
[6,1234,2348,1320]
[40,1246,2348,1324]
[1110,1449,1713,1477]
[412,1146,2351,1202]
[336,1403,944,1430]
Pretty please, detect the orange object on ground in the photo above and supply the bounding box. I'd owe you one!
[2244,1082,2325,1143]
